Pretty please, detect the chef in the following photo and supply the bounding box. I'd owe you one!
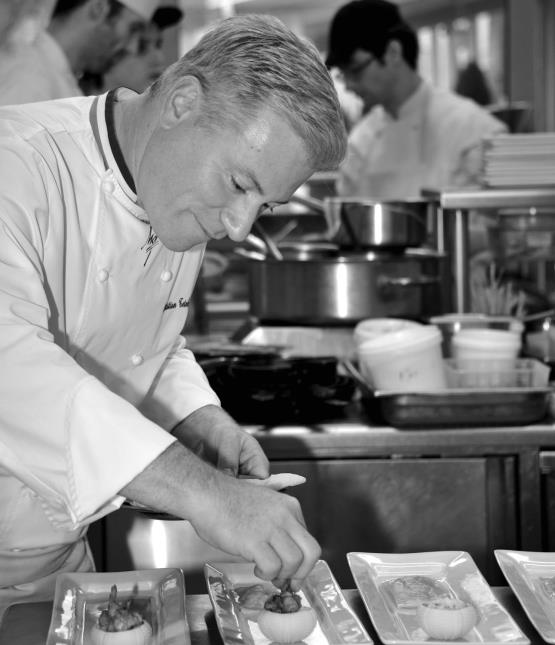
[326,0,506,200]
[0,14,347,613]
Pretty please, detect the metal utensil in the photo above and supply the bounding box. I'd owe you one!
[245,233,268,254]
[234,247,266,261]
[252,220,283,260]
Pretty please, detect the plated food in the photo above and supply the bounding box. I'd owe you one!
[495,550,555,644]
[416,597,478,640]
[46,568,188,645]
[235,581,318,642]
[381,575,453,613]
[348,551,529,645]
[205,560,373,645]
[90,584,152,645]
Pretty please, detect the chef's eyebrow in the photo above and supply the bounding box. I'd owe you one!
[246,170,289,205]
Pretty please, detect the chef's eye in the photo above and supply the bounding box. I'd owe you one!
[231,177,246,193]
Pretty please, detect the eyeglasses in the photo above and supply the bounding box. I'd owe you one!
[339,55,375,82]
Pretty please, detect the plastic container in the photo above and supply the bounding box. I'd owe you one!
[445,358,535,388]
[451,328,521,362]
[353,318,422,347]
[357,325,446,391]
[429,314,524,357]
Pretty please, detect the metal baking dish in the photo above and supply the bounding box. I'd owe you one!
[362,388,552,428]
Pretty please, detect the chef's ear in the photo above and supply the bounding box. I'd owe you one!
[87,0,110,23]
[383,39,404,66]
[159,76,203,129]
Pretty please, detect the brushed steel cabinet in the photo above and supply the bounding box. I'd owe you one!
[272,456,517,587]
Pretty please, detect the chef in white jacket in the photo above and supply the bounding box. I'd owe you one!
[0,14,347,613]
[326,0,506,200]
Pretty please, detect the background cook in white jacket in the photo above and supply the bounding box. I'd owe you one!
[326,0,506,200]
[0,14,347,610]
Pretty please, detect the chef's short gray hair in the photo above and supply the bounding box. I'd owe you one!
[150,14,347,171]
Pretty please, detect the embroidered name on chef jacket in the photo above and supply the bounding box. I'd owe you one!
[164,298,189,311]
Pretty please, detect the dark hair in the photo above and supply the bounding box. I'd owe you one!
[378,23,419,69]
[326,0,420,69]
[53,0,123,19]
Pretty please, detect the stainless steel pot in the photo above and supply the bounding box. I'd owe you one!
[246,249,447,324]
[290,195,436,250]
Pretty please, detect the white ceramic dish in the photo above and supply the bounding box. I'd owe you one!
[46,568,189,645]
[495,549,555,643]
[347,551,529,645]
[204,559,373,645]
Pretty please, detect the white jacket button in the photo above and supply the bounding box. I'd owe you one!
[131,353,144,366]
[161,270,173,282]
[102,178,116,194]
[97,269,109,282]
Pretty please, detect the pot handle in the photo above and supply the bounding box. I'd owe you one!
[378,275,440,288]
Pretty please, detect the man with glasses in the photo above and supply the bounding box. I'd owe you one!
[0,0,154,106]
[326,0,506,200]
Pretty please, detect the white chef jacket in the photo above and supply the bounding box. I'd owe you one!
[0,31,82,107]
[0,92,220,607]
[337,81,507,200]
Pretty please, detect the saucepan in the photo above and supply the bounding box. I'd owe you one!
[289,194,437,250]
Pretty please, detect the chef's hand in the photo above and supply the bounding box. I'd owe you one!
[172,404,269,479]
[121,442,318,591]
[191,472,321,591]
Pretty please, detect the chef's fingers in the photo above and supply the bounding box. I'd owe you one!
[252,541,282,582]
[268,527,305,589]
[237,435,270,479]
[276,521,321,591]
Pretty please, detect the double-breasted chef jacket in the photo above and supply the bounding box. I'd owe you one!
[0,91,220,608]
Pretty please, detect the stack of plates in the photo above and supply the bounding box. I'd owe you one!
[482,133,555,188]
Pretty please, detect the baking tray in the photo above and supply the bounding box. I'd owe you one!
[343,359,553,428]
[363,387,552,428]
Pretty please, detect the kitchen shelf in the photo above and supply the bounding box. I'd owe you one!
[437,186,555,312]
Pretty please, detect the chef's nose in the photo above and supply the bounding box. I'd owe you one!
[221,204,259,242]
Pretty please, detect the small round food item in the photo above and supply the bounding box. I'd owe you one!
[416,597,478,640]
[257,586,317,642]
[91,585,152,645]
[258,606,317,642]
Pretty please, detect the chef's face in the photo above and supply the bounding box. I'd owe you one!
[340,48,392,110]
[136,91,314,252]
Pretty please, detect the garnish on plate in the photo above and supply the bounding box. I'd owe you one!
[257,583,317,642]
[91,584,152,645]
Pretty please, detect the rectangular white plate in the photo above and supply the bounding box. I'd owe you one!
[204,559,373,645]
[46,568,189,645]
[347,551,529,645]
[495,549,555,643]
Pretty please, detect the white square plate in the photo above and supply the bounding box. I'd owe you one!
[46,568,189,645]
[348,551,529,645]
[204,559,373,645]
[495,550,555,643]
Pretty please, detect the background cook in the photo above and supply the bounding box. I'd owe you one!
[326,0,507,200]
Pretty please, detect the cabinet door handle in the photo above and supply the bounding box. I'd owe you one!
[539,451,555,474]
